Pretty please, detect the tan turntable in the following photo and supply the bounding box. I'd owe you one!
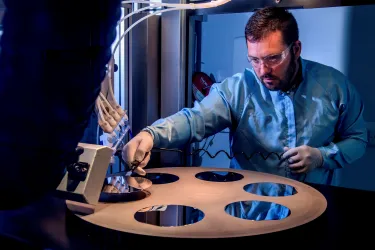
[66,166,327,238]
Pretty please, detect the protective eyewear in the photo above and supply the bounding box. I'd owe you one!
[247,43,293,68]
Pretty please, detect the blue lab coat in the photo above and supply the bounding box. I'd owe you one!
[145,58,368,186]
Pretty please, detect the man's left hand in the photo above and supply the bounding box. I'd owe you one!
[281,145,323,174]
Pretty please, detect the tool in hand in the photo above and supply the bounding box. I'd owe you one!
[128,151,150,173]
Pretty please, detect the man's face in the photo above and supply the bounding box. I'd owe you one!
[246,31,300,91]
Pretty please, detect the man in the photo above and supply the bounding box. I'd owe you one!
[123,7,368,187]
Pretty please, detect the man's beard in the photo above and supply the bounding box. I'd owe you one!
[260,56,297,91]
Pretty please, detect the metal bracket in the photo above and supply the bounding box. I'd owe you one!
[55,143,113,205]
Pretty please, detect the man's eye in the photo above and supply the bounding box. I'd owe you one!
[251,58,260,64]
[268,55,282,62]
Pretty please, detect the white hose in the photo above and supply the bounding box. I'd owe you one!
[96,99,106,122]
[113,7,183,53]
[118,5,158,25]
[122,0,231,9]
[100,92,116,113]
[113,0,232,52]
[113,124,131,150]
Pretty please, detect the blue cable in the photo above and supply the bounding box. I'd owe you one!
[128,128,133,139]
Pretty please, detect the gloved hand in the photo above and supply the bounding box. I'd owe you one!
[281,145,323,174]
[122,131,154,175]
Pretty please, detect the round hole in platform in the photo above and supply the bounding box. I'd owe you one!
[134,205,205,227]
[131,172,179,184]
[195,171,244,182]
[99,175,152,203]
[224,200,291,221]
[244,182,297,197]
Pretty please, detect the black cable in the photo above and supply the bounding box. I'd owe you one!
[152,147,307,182]
[114,146,286,174]
[199,134,215,157]
[113,147,312,183]
[152,147,285,160]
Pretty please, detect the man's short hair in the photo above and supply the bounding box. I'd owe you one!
[245,7,299,45]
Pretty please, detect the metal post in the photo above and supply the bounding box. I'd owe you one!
[159,0,188,167]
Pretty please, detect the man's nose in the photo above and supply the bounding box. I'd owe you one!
[259,62,271,75]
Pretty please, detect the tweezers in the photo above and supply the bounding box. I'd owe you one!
[129,160,141,172]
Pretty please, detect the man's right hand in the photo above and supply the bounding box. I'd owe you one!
[122,131,154,175]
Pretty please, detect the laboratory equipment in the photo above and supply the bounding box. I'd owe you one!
[1,0,375,247]
[57,1,327,239]
[71,167,327,238]
[55,143,113,206]
[56,0,233,211]
[96,0,233,149]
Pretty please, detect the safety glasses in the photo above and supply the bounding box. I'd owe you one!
[247,43,293,69]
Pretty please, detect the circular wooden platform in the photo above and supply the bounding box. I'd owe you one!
[73,167,327,238]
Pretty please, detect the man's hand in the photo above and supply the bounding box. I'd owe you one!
[122,131,154,175]
[281,145,323,174]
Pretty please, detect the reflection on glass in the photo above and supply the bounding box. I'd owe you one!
[131,172,179,184]
[195,171,243,182]
[244,182,297,197]
[225,200,290,221]
[134,205,205,227]
[99,175,152,203]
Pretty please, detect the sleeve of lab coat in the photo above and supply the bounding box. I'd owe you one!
[318,80,368,170]
[143,81,236,149]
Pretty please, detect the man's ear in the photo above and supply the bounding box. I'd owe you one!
[293,40,302,60]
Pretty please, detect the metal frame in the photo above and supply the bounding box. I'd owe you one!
[128,13,161,136]
[159,0,190,167]
[192,0,375,15]
[186,14,206,167]
[158,0,190,228]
